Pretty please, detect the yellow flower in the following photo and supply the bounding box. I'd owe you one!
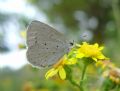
[45,55,77,80]
[75,42,107,62]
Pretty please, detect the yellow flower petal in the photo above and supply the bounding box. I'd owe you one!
[92,57,97,62]
[99,46,104,50]
[83,42,88,45]
[65,58,77,65]
[45,68,58,79]
[94,43,99,48]
[97,54,105,59]
[96,61,106,69]
[58,67,66,80]
[76,53,85,58]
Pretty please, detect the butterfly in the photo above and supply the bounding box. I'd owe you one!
[26,20,73,68]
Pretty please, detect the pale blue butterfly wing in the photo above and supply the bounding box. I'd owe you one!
[26,20,70,68]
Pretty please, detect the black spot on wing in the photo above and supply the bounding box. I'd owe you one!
[56,45,59,48]
[44,42,47,45]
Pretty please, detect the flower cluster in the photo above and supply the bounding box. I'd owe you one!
[75,42,107,62]
[45,55,77,80]
[45,42,108,80]
[99,60,120,85]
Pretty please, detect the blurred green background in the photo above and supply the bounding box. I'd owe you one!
[0,0,120,91]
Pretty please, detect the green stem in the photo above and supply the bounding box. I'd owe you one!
[66,66,83,91]
[80,64,87,90]
[69,79,83,91]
